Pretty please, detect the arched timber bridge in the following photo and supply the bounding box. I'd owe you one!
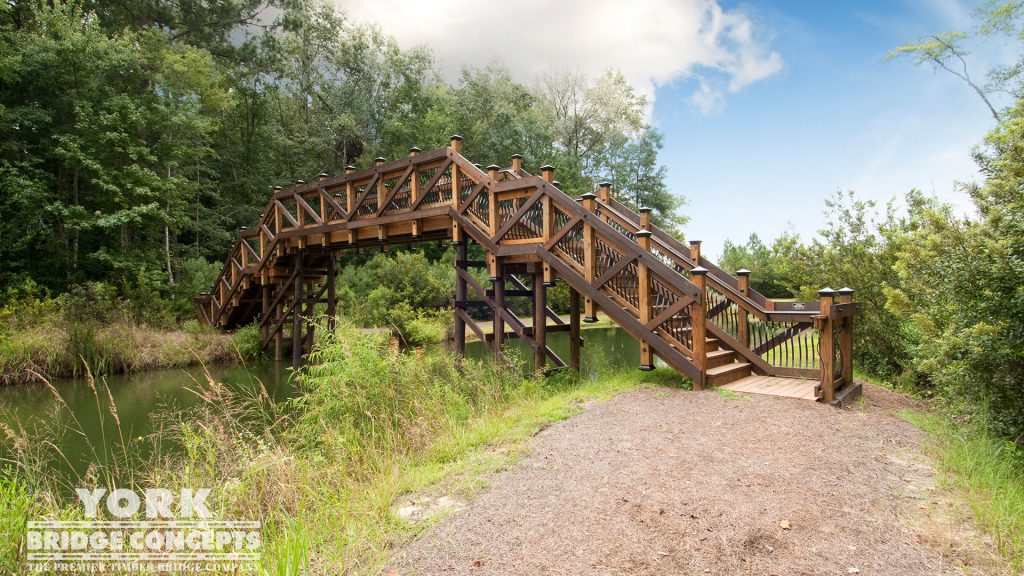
[199,137,861,405]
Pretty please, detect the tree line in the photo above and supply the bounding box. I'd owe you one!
[721,2,1024,440]
[0,0,683,313]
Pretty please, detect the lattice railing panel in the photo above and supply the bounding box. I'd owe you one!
[553,220,585,266]
[749,319,818,370]
[650,275,693,351]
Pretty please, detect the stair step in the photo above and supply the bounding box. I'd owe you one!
[705,337,719,352]
[706,362,752,387]
[706,349,736,368]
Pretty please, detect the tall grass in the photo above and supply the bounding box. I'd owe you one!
[902,410,1024,572]
[0,319,671,574]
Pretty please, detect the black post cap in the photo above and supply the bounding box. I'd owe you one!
[690,266,708,275]
[736,268,751,276]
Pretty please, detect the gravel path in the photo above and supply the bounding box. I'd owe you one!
[387,383,1004,575]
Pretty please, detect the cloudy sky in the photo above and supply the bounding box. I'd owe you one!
[337,0,1017,258]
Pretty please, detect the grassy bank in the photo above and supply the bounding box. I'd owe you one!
[902,410,1024,572]
[0,282,257,384]
[0,319,249,384]
[1,321,687,574]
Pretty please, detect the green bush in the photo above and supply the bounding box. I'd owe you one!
[294,322,524,471]
[232,322,263,361]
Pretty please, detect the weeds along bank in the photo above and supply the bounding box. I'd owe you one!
[1,322,668,573]
[0,282,256,385]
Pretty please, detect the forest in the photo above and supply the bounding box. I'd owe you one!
[3,0,1021,440]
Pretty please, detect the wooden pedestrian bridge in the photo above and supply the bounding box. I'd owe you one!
[199,137,861,405]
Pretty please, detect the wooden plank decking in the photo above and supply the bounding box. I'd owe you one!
[718,375,819,400]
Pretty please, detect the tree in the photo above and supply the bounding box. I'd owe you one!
[602,128,687,234]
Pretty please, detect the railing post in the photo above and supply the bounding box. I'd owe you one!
[345,166,355,243]
[317,173,329,246]
[818,288,837,403]
[639,206,651,230]
[636,230,654,371]
[689,240,702,265]
[406,148,421,236]
[375,157,386,241]
[487,164,501,243]
[690,267,708,390]
[450,135,462,210]
[581,192,599,322]
[736,269,751,348]
[540,165,554,183]
[598,182,611,224]
[838,287,854,390]
[541,179,554,285]
[511,153,523,176]
[273,186,283,257]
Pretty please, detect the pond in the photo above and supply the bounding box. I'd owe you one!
[0,325,644,483]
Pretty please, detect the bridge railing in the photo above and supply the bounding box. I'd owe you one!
[199,140,858,402]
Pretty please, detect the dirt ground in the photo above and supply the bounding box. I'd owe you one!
[386,383,1009,576]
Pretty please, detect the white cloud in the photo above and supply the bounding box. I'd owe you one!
[334,0,782,112]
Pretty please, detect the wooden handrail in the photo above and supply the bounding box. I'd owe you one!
[199,143,858,402]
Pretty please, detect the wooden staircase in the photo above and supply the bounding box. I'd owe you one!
[199,138,861,404]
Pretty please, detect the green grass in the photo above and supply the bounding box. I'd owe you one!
[901,409,1024,572]
[2,320,690,574]
[713,387,750,401]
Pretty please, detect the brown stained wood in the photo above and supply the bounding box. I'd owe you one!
[378,165,416,215]
[819,292,836,404]
[202,144,856,409]
[409,159,455,211]
[345,174,382,221]
[569,287,581,372]
[493,188,545,241]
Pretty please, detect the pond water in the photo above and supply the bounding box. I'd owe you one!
[0,361,295,482]
[0,326,643,482]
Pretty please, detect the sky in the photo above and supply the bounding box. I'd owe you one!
[336,0,1020,258]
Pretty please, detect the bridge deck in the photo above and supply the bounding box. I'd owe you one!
[719,375,819,400]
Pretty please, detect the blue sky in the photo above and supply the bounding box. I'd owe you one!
[657,0,1014,257]
[341,0,1017,259]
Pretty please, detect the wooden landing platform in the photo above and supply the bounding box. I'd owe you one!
[719,375,819,401]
